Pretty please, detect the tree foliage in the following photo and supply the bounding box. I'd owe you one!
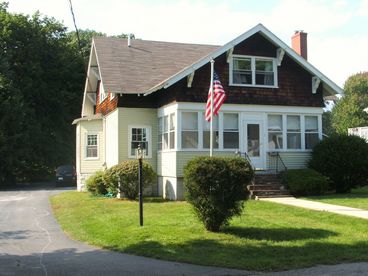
[331,72,368,134]
[0,3,84,185]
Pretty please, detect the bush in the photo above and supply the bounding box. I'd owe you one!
[309,134,368,193]
[184,157,254,232]
[282,169,329,196]
[105,160,156,199]
[85,171,107,195]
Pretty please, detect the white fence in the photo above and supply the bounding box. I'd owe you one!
[348,127,368,142]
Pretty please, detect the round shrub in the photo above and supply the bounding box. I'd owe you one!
[282,169,329,196]
[309,134,368,193]
[85,171,107,195]
[184,156,254,232]
[105,160,156,199]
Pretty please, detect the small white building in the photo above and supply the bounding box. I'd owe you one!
[348,127,368,142]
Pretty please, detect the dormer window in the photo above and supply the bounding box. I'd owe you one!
[230,55,277,87]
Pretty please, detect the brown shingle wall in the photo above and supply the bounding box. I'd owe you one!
[116,33,323,109]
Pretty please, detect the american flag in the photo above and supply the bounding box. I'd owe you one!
[205,71,226,122]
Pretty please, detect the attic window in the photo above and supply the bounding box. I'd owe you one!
[230,55,277,87]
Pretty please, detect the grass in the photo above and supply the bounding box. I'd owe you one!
[304,186,368,210]
[51,191,368,271]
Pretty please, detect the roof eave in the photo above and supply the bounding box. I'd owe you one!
[144,23,344,97]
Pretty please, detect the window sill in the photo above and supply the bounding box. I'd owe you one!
[84,157,99,161]
[229,83,278,89]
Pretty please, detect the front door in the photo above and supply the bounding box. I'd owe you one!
[244,120,264,169]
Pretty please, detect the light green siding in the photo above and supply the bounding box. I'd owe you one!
[118,108,158,172]
[176,151,235,177]
[79,119,104,174]
[267,151,311,170]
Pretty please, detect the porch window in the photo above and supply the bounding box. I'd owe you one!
[223,113,239,149]
[86,134,98,158]
[203,114,219,148]
[181,112,198,148]
[268,115,283,150]
[163,116,169,149]
[158,117,163,150]
[287,115,301,149]
[169,113,175,149]
[305,116,319,149]
[129,127,150,158]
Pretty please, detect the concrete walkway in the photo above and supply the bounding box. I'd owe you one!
[260,197,368,219]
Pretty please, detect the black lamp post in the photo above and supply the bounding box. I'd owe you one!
[137,144,144,226]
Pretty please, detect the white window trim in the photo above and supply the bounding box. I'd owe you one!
[99,81,107,104]
[222,112,240,150]
[229,54,278,88]
[85,133,99,160]
[266,113,322,152]
[128,125,152,158]
[158,112,177,152]
[110,92,115,101]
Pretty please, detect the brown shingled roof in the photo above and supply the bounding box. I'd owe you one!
[93,37,220,94]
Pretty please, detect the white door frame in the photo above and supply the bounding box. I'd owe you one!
[241,113,266,170]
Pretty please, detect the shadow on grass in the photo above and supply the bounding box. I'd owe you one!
[120,239,368,271]
[222,226,337,241]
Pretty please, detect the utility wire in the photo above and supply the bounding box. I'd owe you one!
[68,0,86,69]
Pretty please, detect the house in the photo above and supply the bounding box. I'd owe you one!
[73,24,343,200]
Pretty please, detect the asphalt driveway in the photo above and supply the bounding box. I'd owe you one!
[1,183,367,276]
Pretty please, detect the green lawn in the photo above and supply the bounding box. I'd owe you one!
[304,186,368,210]
[51,191,368,271]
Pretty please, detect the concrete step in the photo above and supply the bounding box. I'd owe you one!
[255,194,294,200]
[250,190,291,196]
[248,184,287,191]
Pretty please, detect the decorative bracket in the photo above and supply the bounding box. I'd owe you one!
[276,48,285,66]
[187,71,195,88]
[227,47,234,63]
[312,76,321,94]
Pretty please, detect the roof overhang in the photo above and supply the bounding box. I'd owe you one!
[144,23,344,97]
[72,113,103,125]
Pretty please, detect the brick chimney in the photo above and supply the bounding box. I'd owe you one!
[292,30,308,60]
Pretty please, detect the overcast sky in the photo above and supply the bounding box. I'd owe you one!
[7,0,368,87]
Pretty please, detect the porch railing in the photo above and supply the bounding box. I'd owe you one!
[268,151,287,174]
[235,150,255,171]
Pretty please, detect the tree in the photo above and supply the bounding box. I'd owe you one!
[331,72,368,134]
[0,3,84,185]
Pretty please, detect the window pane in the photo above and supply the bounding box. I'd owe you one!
[234,58,251,70]
[86,146,97,158]
[224,132,239,148]
[305,116,318,132]
[182,131,198,148]
[256,72,274,85]
[268,115,282,131]
[247,124,260,157]
[163,133,168,149]
[287,116,300,131]
[203,131,219,149]
[256,60,273,71]
[233,72,252,84]
[164,116,168,132]
[224,113,238,130]
[203,114,218,130]
[158,117,163,134]
[268,133,283,150]
[182,112,198,130]
[305,133,319,149]
[87,135,97,146]
[170,113,175,130]
[287,133,301,149]
[169,132,175,149]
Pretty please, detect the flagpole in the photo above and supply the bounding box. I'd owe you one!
[210,60,214,157]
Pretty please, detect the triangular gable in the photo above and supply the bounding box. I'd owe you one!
[144,23,343,96]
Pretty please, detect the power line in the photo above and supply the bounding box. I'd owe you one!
[67,0,85,67]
